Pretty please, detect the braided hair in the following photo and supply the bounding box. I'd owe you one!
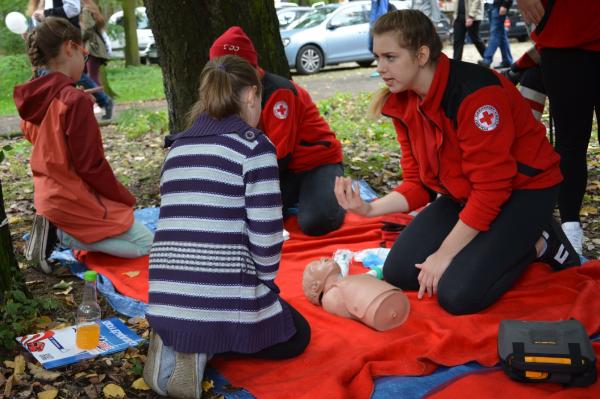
[26,17,82,77]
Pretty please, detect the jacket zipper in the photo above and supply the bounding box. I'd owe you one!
[94,192,108,219]
[419,108,465,206]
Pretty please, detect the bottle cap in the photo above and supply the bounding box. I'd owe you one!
[83,270,97,282]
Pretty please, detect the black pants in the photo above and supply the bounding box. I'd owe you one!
[229,300,311,360]
[541,48,600,223]
[453,19,486,61]
[281,163,345,236]
[383,187,558,315]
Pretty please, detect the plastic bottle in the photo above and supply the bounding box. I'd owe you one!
[365,266,384,280]
[75,271,101,350]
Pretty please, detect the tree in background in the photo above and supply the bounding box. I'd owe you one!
[144,0,289,132]
[122,0,140,66]
[0,179,18,304]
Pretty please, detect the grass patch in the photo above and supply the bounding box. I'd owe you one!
[116,108,169,139]
[106,61,165,103]
[0,55,165,116]
[318,92,401,191]
[0,54,32,116]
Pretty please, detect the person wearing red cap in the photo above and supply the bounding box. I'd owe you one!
[210,26,345,237]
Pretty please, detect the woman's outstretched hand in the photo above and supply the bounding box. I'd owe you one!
[334,176,372,217]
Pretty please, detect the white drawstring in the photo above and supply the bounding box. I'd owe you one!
[0,218,7,228]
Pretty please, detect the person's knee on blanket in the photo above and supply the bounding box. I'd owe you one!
[298,204,345,236]
[437,283,483,315]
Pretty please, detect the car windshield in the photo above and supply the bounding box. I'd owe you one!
[114,10,149,29]
[287,6,336,29]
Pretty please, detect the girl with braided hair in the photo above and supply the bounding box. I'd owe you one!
[14,17,153,274]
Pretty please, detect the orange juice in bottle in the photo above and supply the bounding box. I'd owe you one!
[76,271,101,350]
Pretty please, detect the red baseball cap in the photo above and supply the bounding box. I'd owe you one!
[209,26,258,67]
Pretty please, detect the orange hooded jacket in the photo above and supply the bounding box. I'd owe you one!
[14,72,134,243]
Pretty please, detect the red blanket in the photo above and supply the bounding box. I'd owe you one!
[426,343,600,399]
[79,214,600,399]
[77,251,150,303]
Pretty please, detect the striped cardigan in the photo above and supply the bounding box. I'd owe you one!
[146,113,295,354]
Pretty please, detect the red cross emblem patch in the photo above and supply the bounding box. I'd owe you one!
[273,101,289,120]
[474,105,499,132]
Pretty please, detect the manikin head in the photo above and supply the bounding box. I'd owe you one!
[302,258,342,305]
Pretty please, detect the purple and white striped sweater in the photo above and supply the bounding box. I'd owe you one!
[146,114,295,354]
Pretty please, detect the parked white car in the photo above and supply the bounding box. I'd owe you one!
[108,6,154,60]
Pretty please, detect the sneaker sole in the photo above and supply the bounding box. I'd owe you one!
[166,352,206,399]
[37,218,53,274]
[547,219,581,270]
[143,333,169,396]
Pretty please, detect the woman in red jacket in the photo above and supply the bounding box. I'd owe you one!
[335,10,580,315]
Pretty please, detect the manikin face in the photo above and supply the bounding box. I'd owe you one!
[373,32,421,94]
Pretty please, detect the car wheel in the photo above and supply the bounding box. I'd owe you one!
[517,35,528,42]
[357,60,374,68]
[296,45,323,74]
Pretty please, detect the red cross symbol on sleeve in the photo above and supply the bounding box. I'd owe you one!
[474,105,499,131]
[479,111,494,126]
[273,101,289,120]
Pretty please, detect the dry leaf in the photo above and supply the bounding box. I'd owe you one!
[52,280,73,290]
[102,383,126,398]
[34,316,54,330]
[84,384,98,399]
[131,377,150,391]
[122,270,140,278]
[37,389,58,399]
[202,379,215,392]
[3,375,13,397]
[28,364,61,382]
[13,356,26,376]
[580,205,598,216]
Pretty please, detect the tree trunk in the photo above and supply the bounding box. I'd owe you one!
[122,0,140,66]
[144,0,289,132]
[0,180,18,304]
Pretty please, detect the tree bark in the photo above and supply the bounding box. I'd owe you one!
[0,179,18,304]
[144,0,289,132]
[122,0,140,66]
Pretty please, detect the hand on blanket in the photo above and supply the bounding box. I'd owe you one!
[415,251,452,299]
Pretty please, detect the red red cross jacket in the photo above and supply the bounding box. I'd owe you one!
[382,54,562,231]
[531,0,600,51]
[259,70,343,173]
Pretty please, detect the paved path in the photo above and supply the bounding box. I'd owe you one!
[1,42,531,136]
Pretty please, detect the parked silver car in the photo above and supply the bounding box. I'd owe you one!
[280,0,452,74]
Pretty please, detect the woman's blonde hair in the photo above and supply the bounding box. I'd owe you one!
[26,17,82,77]
[368,9,443,117]
[187,55,262,126]
[82,0,106,29]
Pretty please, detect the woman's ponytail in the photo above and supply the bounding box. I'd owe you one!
[187,55,262,126]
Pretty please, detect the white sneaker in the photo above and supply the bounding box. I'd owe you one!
[562,222,584,256]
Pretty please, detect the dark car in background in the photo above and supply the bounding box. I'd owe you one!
[478,7,529,43]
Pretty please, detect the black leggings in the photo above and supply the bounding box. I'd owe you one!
[281,163,345,236]
[383,187,559,315]
[229,300,311,360]
[452,19,486,61]
[541,48,600,223]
